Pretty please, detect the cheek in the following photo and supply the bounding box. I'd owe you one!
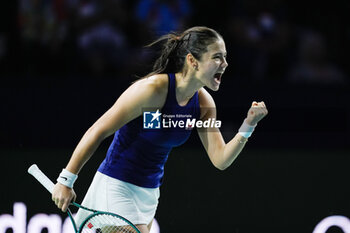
[208,63,220,74]
[201,61,218,71]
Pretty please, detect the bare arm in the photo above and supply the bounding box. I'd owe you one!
[52,75,168,211]
[197,89,268,170]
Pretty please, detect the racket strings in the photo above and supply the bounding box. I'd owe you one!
[81,213,138,233]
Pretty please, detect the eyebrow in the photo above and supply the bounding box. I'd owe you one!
[212,52,227,56]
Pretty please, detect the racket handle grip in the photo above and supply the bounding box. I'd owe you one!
[28,164,55,194]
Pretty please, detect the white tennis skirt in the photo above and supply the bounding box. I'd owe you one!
[75,171,160,226]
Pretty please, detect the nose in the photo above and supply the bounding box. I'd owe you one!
[222,58,228,69]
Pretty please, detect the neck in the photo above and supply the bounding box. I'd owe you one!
[175,72,202,104]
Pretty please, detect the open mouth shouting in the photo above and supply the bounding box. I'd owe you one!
[214,73,223,84]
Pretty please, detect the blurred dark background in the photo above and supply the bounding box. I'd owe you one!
[1,0,350,233]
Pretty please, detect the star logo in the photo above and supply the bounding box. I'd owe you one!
[151,109,162,122]
[143,109,162,129]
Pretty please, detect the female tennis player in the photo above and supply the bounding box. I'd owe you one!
[51,26,268,233]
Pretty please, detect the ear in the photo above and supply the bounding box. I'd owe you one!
[186,53,198,70]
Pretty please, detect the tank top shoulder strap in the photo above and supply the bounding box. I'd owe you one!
[165,73,177,105]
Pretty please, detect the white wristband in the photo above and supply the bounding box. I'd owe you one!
[57,168,78,189]
[238,119,257,138]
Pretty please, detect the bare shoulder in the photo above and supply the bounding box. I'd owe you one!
[133,74,168,94]
[198,88,216,107]
[198,88,216,119]
[129,74,169,107]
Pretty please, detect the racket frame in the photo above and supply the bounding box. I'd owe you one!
[28,164,141,233]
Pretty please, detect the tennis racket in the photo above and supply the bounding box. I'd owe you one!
[28,164,141,233]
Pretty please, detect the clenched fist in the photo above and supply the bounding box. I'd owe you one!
[245,101,268,126]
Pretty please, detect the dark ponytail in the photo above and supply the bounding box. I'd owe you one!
[147,33,183,75]
[142,26,222,79]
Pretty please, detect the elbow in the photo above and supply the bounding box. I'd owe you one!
[211,147,230,171]
[213,162,229,171]
[217,165,229,171]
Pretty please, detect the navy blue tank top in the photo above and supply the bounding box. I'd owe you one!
[98,74,200,188]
